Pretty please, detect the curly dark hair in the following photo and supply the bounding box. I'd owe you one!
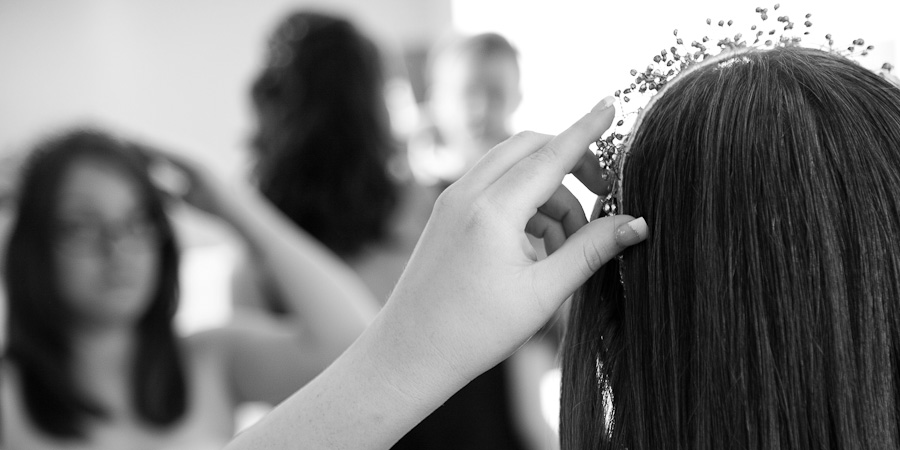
[250,11,399,258]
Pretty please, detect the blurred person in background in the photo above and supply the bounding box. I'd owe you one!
[236,10,427,310]
[408,32,523,190]
[0,129,377,449]
[395,32,560,450]
[242,14,560,446]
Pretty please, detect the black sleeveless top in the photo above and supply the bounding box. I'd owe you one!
[391,360,528,450]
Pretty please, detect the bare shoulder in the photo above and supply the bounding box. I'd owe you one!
[183,308,297,355]
[180,310,302,381]
[183,327,233,357]
[182,311,313,405]
[178,331,229,379]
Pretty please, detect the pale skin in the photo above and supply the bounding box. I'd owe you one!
[409,44,523,186]
[1,151,378,449]
[226,98,649,450]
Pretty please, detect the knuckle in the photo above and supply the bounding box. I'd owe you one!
[512,130,539,141]
[467,195,500,227]
[435,183,506,236]
[437,189,492,232]
[526,146,559,166]
[582,238,611,275]
[434,184,464,211]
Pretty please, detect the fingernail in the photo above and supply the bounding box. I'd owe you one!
[615,217,648,246]
[592,96,615,112]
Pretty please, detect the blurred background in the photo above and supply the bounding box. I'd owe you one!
[1,0,897,379]
[0,0,898,439]
[0,0,895,345]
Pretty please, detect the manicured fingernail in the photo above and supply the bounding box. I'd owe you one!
[592,96,615,112]
[615,217,648,246]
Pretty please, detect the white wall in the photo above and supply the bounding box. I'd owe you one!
[454,0,900,134]
[4,0,896,189]
[0,0,451,177]
[3,0,898,180]
[2,0,898,334]
[452,0,900,214]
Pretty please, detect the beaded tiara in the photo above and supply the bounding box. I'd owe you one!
[593,3,895,218]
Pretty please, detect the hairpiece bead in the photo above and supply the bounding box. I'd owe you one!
[595,4,890,227]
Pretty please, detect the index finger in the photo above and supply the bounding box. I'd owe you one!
[485,98,616,221]
[459,131,554,190]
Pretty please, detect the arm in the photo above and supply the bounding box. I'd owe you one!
[230,255,272,313]
[225,97,649,449]
[149,152,380,400]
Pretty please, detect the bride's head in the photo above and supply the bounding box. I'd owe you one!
[564,46,900,450]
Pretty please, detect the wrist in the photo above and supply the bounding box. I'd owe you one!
[362,299,476,408]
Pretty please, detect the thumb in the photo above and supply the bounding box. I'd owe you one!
[531,215,648,307]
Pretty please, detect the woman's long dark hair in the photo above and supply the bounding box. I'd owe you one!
[562,47,900,449]
[250,11,398,258]
[5,130,186,439]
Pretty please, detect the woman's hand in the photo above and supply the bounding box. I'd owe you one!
[142,148,241,221]
[229,99,647,449]
[225,97,648,450]
[380,97,648,389]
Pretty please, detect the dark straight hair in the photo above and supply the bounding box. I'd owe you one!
[250,11,398,259]
[562,46,900,449]
[5,129,186,439]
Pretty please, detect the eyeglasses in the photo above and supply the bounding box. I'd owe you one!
[55,214,159,256]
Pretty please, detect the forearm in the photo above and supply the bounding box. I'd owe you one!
[220,184,378,351]
[225,308,469,450]
[222,101,645,450]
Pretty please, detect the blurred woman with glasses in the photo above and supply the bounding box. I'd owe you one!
[1,129,378,449]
